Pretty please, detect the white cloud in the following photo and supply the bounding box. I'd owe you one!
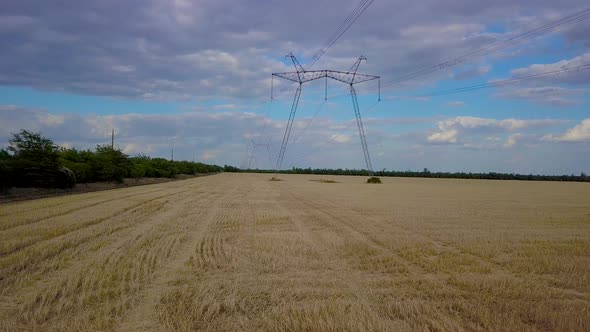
[427,116,567,146]
[542,119,590,142]
[504,133,523,148]
[1,105,588,174]
[509,53,590,85]
[436,116,562,131]
[330,134,352,144]
[428,129,458,143]
[2,1,589,100]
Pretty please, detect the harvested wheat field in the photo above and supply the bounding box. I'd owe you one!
[0,173,589,331]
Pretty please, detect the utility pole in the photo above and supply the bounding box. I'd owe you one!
[171,148,174,162]
[111,129,114,150]
[271,53,380,177]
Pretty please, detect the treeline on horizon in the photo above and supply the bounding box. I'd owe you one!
[230,167,590,182]
[2,130,589,192]
[0,130,224,191]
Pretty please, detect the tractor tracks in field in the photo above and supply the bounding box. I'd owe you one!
[284,189,494,330]
[0,184,197,231]
[0,182,221,328]
[0,187,203,299]
[116,184,241,331]
[287,189,585,331]
[279,188,376,305]
[0,187,197,258]
[310,195,590,302]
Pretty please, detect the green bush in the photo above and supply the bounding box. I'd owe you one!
[367,176,382,184]
[6,130,62,188]
[3,129,224,188]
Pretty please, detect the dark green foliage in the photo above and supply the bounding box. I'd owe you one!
[0,149,9,160]
[56,166,77,189]
[223,165,241,172]
[59,148,98,183]
[2,129,223,190]
[94,145,130,183]
[367,177,381,184]
[3,130,72,188]
[0,149,11,193]
[56,147,222,185]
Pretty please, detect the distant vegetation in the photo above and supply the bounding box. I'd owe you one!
[0,130,222,191]
[309,178,339,183]
[2,129,588,192]
[366,176,382,184]
[237,167,590,182]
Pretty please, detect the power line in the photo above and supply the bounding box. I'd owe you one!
[307,0,376,70]
[273,0,376,100]
[395,64,590,98]
[356,7,590,94]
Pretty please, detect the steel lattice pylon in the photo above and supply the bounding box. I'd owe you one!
[271,53,380,176]
[246,140,273,170]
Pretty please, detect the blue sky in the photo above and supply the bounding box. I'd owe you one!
[1,0,589,174]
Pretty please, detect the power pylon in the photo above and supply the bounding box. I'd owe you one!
[271,53,380,176]
[246,139,273,169]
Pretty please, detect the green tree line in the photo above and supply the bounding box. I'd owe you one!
[237,167,590,182]
[1,130,222,191]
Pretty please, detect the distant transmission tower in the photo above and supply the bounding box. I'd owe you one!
[246,140,273,169]
[271,53,380,177]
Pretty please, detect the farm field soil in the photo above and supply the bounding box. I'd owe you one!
[0,173,589,331]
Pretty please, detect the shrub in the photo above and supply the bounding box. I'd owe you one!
[367,176,382,184]
[7,130,62,187]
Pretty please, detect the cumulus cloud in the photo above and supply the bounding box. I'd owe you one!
[2,105,588,173]
[509,53,590,85]
[1,0,589,100]
[427,116,567,145]
[0,105,278,163]
[428,129,458,143]
[0,105,395,168]
[543,118,590,142]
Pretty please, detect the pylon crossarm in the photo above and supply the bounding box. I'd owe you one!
[326,71,379,85]
[272,73,300,83]
[273,71,328,84]
[273,71,379,85]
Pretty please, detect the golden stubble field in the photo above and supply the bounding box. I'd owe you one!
[0,173,589,331]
